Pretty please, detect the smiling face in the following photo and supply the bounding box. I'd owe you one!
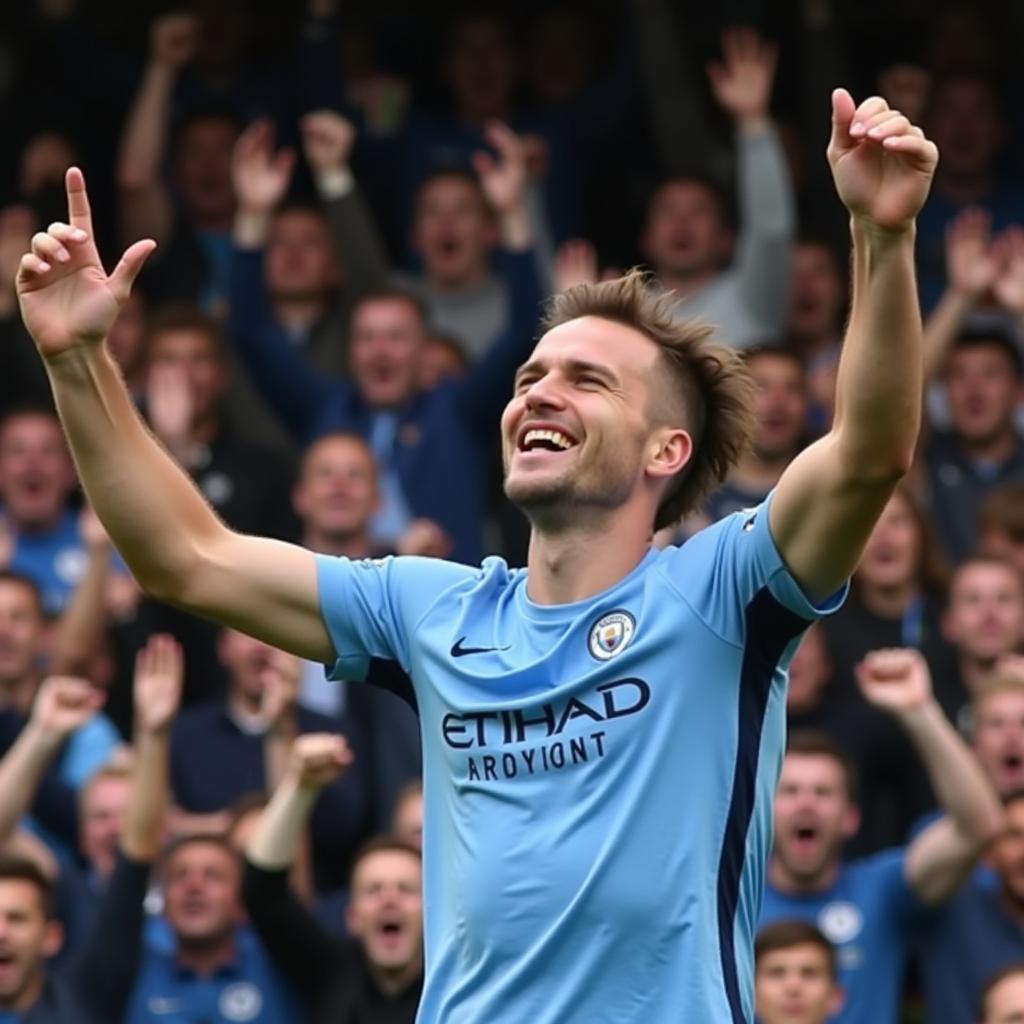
[346,849,423,976]
[945,343,1022,446]
[502,316,692,533]
[944,561,1024,665]
[0,879,60,1010]
[349,297,427,409]
[293,435,379,542]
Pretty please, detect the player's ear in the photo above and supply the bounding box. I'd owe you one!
[647,427,693,481]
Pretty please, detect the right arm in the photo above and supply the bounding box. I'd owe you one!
[16,169,335,663]
[116,14,199,247]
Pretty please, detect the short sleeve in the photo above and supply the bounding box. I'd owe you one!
[315,554,474,681]
[660,492,848,647]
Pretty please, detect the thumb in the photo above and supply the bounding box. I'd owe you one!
[829,88,856,153]
[109,239,156,303]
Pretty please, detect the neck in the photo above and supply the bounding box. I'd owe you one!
[0,967,45,1012]
[272,295,328,334]
[959,652,998,698]
[302,527,375,560]
[369,957,422,998]
[731,451,791,493]
[768,855,841,896]
[857,578,919,620]
[657,266,716,298]
[936,170,994,207]
[526,509,651,606]
[425,263,489,295]
[958,428,1017,465]
[176,932,237,979]
[12,509,66,536]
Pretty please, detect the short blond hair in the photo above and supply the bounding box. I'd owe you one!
[542,271,755,529]
[975,670,1024,715]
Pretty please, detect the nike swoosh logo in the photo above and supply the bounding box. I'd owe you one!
[451,637,511,658]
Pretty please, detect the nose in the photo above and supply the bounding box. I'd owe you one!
[523,373,567,413]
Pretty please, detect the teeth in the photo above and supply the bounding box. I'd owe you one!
[523,429,574,451]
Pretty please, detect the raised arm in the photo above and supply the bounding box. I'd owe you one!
[856,649,1004,904]
[769,90,939,600]
[116,13,199,247]
[15,169,333,662]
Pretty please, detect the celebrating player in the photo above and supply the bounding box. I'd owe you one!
[14,90,936,1023]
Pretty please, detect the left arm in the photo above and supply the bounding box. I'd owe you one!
[770,90,939,600]
[857,649,1004,904]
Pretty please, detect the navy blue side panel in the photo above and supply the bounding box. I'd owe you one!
[365,657,419,713]
[717,588,810,1023]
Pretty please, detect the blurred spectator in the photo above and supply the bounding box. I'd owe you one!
[0,572,119,790]
[125,834,302,1023]
[228,120,542,564]
[141,306,297,540]
[977,963,1024,1024]
[418,334,468,393]
[0,667,176,1021]
[917,73,1024,311]
[786,237,846,435]
[918,790,1024,1024]
[391,779,422,852]
[761,650,1003,1024]
[169,629,368,893]
[941,556,1024,726]
[754,920,843,1024]
[971,672,1024,798]
[117,14,240,309]
[243,733,423,1023]
[979,482,1024,576]
[640,28,794,348]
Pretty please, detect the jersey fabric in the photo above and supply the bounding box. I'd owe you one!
[759,848,922,1024]
[316,496,846,1024]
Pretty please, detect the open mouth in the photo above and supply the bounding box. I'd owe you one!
[517,427,579,453]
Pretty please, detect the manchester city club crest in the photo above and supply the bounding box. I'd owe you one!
[588,610,636,661]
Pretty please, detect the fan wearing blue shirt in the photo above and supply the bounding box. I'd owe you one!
[760,648,1003,1024]
[19,89,936,1023]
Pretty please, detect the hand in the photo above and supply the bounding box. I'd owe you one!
[707,27,778,127]
[0,207,37,308]
[31,675,105,739]
[301,111,356,176]
[288,733,353,790]
[232,120,296,216]
[878,64,931,126]
[133,634,184,735]
[471,121,528,215]
[146,362,194,451]
[259,649,302,732]
[16,169,156,357]
[856,648,934,714]
[945,207,996,300]
[554,240,599,293]
[396,519,452,559]
[78,503,111,553]
[519,134,550,181]
[827,90,939,233]
[992,227,1024,316]
[150,13,200,71]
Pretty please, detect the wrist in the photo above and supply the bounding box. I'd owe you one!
[24,720,67,755]
[498,205,532,251]
[234,209,272,249]
[737,113,771,136]
[890,696,942,731]
[268,712,298,739]
[315,166,354,200]
[850,214,917,250]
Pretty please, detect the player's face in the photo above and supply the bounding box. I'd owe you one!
[755,945,841,1024]
[0,414,75,531]
[773,755,855,883]
[945,345,1021,445]
[983,972,1024,1024]
[413,178,495,288]
[944,564,1024,663]
[502,318,668,527]
[294,436,379,540]
[174,118,238,225]
[265,210,340,301]
[974,691,1024,795]
[0,880,58,1006]
[642,181,730,278]
[748,354,806,460]
[0,582,44,684]
[856,493,920,592]
[349,299,426,409]
[147,330,227,425]
[163,843,242,945]
[217,629,278,703]
[80,775,132,881]
[347,851,423,974]
[787,244,843,344]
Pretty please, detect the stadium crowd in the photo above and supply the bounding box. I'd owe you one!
[1,0,1024,1021]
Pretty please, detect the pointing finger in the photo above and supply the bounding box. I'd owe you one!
[65,167,94,237]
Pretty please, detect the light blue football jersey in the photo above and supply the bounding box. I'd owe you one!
[317,495,846,1024]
